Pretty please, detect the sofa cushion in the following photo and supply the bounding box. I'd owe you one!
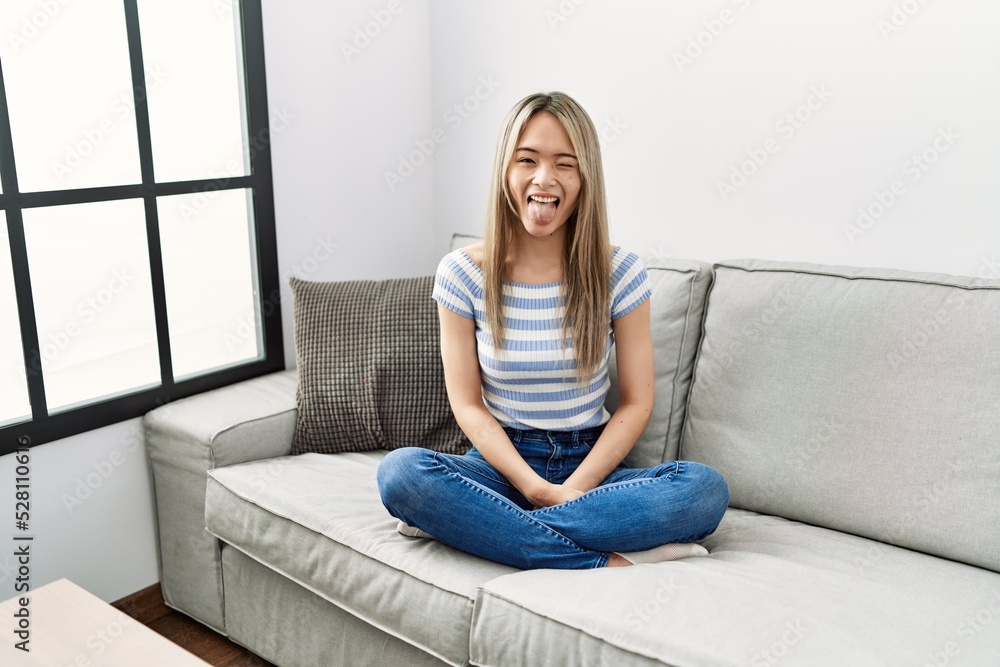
[446,234,713,467]
[144,368,298,633]
[681,259,1000,572]
[290,276,470,455]
[470,509,1000,667]
[205,451,515,667]
[607,256,713,467]
[220,546,447,667]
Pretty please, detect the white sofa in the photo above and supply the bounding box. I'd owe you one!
[145,245,1000,666]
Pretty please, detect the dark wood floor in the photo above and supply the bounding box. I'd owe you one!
[112,583,277,667]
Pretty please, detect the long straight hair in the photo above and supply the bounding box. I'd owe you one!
[482,92,611,387]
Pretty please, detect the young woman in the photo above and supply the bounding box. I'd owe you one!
[377,91,729,569]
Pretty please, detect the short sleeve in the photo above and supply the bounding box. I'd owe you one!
[611,251,652,320]
[431,252,476,320]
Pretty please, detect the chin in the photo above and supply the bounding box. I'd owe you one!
[516,212,565,233]
[520,221,565,238]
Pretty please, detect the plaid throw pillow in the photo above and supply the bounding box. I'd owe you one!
[290,275,470,455]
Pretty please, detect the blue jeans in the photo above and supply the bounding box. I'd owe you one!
[376,425,730,570]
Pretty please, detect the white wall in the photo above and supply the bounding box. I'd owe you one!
[265,0,436,365]
[6,0,998,604]
[429,0,1000,279]
[0,419,157,604]
[0,0,435,603]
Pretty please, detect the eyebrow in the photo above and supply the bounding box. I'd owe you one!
[515,147,578,160]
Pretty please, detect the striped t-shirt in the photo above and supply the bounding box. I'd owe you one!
[431,246,652,431]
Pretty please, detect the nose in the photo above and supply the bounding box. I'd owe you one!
[531,161,557,188]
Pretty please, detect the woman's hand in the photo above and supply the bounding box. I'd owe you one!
[562,301,654,492]
[529,482,586,509]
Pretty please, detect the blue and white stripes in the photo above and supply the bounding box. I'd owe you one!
[431,246,652,431]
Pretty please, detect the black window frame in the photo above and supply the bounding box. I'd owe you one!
[0,0,283,455]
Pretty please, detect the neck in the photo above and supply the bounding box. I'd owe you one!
[511,225,566,269]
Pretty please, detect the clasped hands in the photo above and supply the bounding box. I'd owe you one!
[529,481,586,510]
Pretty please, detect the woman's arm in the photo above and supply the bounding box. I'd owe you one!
[437,304,553,505]
[563,298,654,493]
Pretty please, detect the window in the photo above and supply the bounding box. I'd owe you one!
[0,0,282,454]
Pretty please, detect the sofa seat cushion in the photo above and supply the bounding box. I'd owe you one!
[205,452,515,667]
[470,509,1000,667]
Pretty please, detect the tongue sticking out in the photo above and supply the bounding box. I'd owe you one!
[527,199,558,225]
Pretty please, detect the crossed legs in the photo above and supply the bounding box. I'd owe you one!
[377,447,729,570]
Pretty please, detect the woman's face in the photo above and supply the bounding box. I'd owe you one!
[507,111,582,239]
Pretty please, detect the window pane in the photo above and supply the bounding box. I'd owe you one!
[158,189,261,380]
[0,213,31,426]
[137,0,249,183]
[22,200,160,412]
[0,1,142,192]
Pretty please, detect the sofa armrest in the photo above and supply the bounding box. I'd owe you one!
[144,369,298,633]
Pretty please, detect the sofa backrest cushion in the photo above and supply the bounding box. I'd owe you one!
[681,258,1000,572]
[606,256,714,467]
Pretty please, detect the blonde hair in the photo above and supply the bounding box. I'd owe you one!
[482,91,611,387]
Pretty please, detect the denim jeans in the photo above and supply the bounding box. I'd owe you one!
[376,425,730,570]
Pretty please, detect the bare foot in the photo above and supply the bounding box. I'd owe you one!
[605,553,632,567]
